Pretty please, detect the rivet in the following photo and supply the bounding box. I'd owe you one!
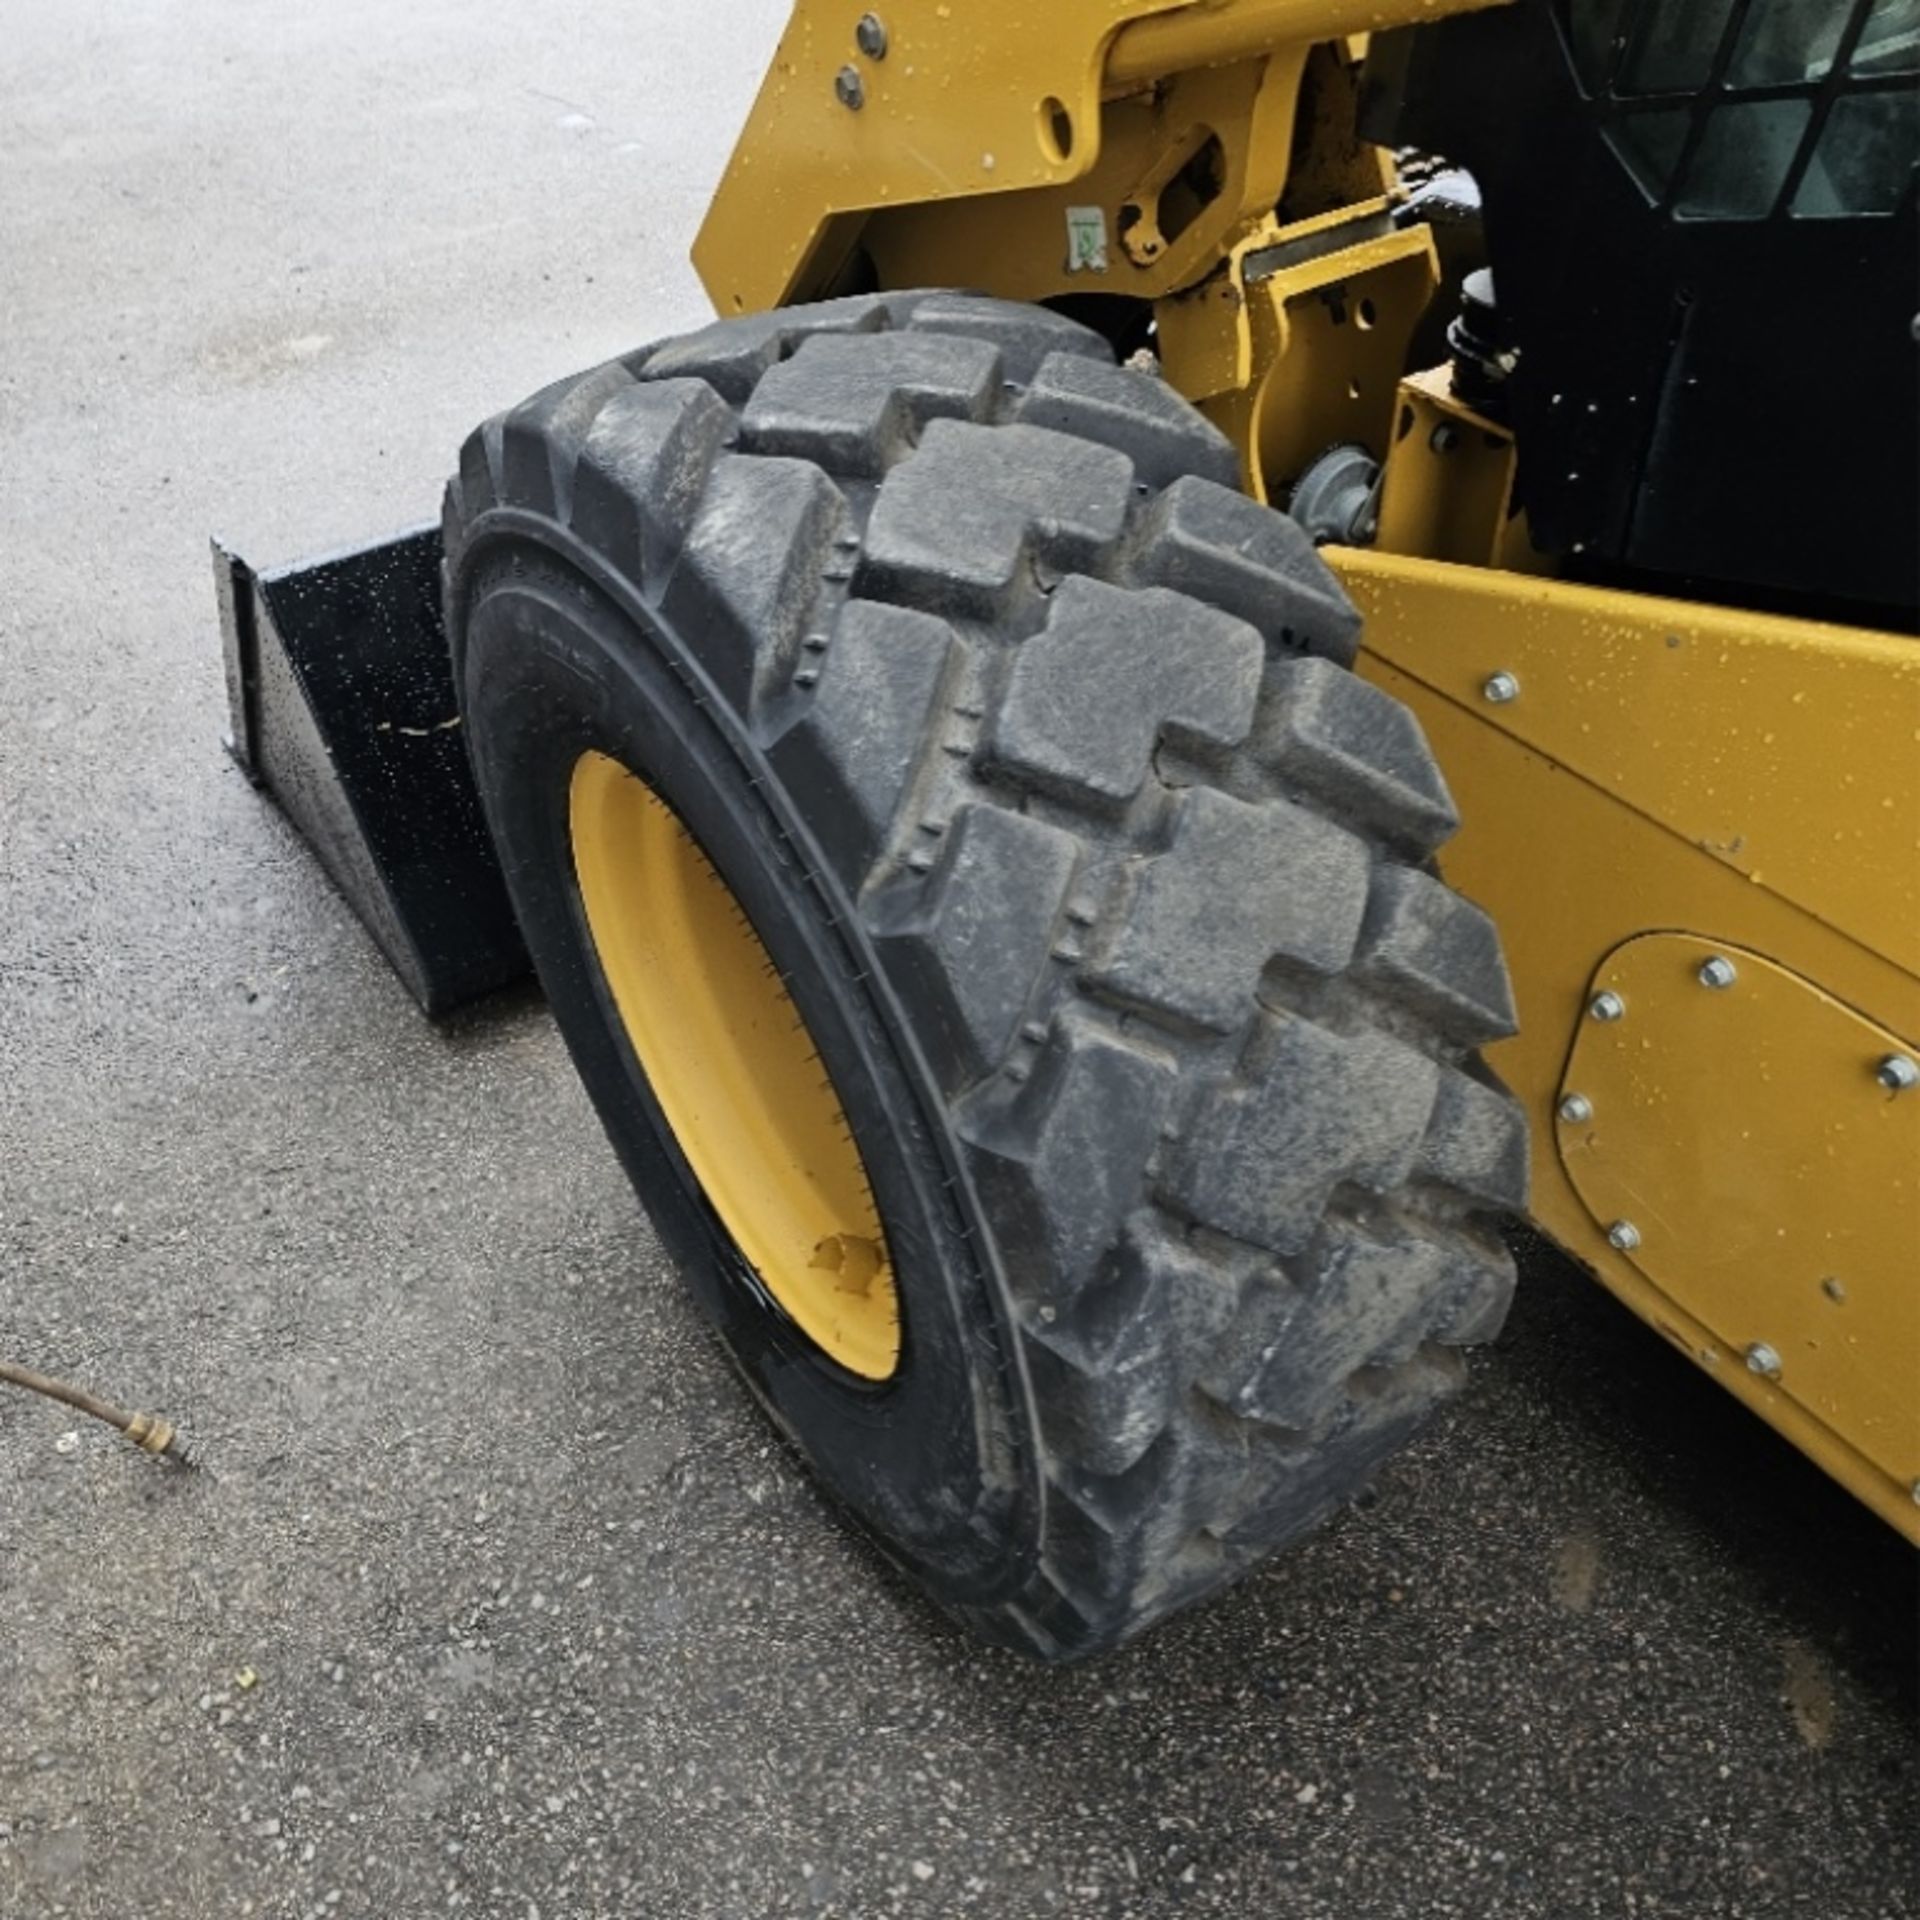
[1876,1053,1919,1091]
[1606,1219,1641,1252]
[1697,955,1737,990]
[855,11,888,58]
[1745,1342,1783,1380]
[834,64,865,109]
[1589,991,1625,1022]
[1482,670,1520,704]
[1558,1092,1593,1124]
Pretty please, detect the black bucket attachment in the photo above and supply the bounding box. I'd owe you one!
[214,526,530,1017]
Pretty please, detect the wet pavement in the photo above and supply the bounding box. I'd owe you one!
[2,4,1915,1915]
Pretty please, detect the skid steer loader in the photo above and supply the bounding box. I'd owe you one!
[214,0,1920,1659]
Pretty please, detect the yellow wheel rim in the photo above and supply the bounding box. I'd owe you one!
[568,750,901,1381]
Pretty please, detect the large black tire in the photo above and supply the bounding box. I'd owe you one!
[445,292,1527,1661]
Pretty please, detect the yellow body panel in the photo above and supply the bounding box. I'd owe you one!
[1341,552,1920,983]
[1559,934,1919,1488]
[694,0,1500,313]
[1345,554,1920,1535]
[699,0,1920,1533]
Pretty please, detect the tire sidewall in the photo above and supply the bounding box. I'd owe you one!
[457,543,1034,1606]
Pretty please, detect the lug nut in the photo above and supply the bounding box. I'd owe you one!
[1482,671,1520,704]
[1876,1053,1919,1091]
[1697,955,1738,989]
[1745,1342,1783,1380]
[1558,1092,1593,1124]
[1607,1220,1641,1252]
[1589,991,1625,1022]
[855,11,888,58]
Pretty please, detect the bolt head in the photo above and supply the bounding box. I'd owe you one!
[1482,671,1520,705]
[834,64,865,108]
[1606,1219,1641,1252]
[1697,955,1738,990]
[1558,1092,1593,1124]
[855,11,888,58]
[1430,423,1462,454]
[1589,990,1626,1023]
[1745,1341,1783,1380]
[1876,1053,1919,1091]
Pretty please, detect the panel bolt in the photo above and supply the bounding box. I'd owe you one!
[834,64,865,108]
[1821,1276,1847,1303]
[1430,423,1462,454]
[1482,670,1520,704]
[1589,991,1625,1022]
[855,11,888,58]
[1606,1219,1641,1252]
[1876,1053,1919,1091]
[1697,955,1738,990]
[1558,1092,1593,1124]
[1745,1342,1783,1380]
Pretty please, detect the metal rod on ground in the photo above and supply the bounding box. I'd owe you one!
[0,1359,195,1465]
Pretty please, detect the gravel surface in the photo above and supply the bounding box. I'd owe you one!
[1,4,1914,1916]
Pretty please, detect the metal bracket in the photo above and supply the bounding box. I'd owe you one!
[213,526,530,1018]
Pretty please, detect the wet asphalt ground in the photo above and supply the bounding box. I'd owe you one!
[1,4,1915,1916]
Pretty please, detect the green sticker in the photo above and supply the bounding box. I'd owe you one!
[1065,205,1108,274]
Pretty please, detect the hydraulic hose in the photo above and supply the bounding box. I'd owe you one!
[0,1358,195,1465]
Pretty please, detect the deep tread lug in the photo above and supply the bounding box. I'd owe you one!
[985,578,1261,810]
[1202,1223,1477,1431]
[960,1012,1177,1314]
[569,380,735,591]
[498,361,639,519]
[765,602,964,890]
[1254,656,1461,856]
[901,293,1113,383]
[1164,1016,1441,1254]
[739,330,1001,478]
[1090,789,1372,1032]
[1353,866,1518,1046]
[638,293,897,403]
[1015,351,1239,491]
[869,803,1081,1092]
[1130,476,1362,664]
[860,418,1132,619]
[1418,1065,1532,1212]
[661,453,849,712]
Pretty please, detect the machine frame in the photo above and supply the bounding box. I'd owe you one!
[693,0,1920,1535]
